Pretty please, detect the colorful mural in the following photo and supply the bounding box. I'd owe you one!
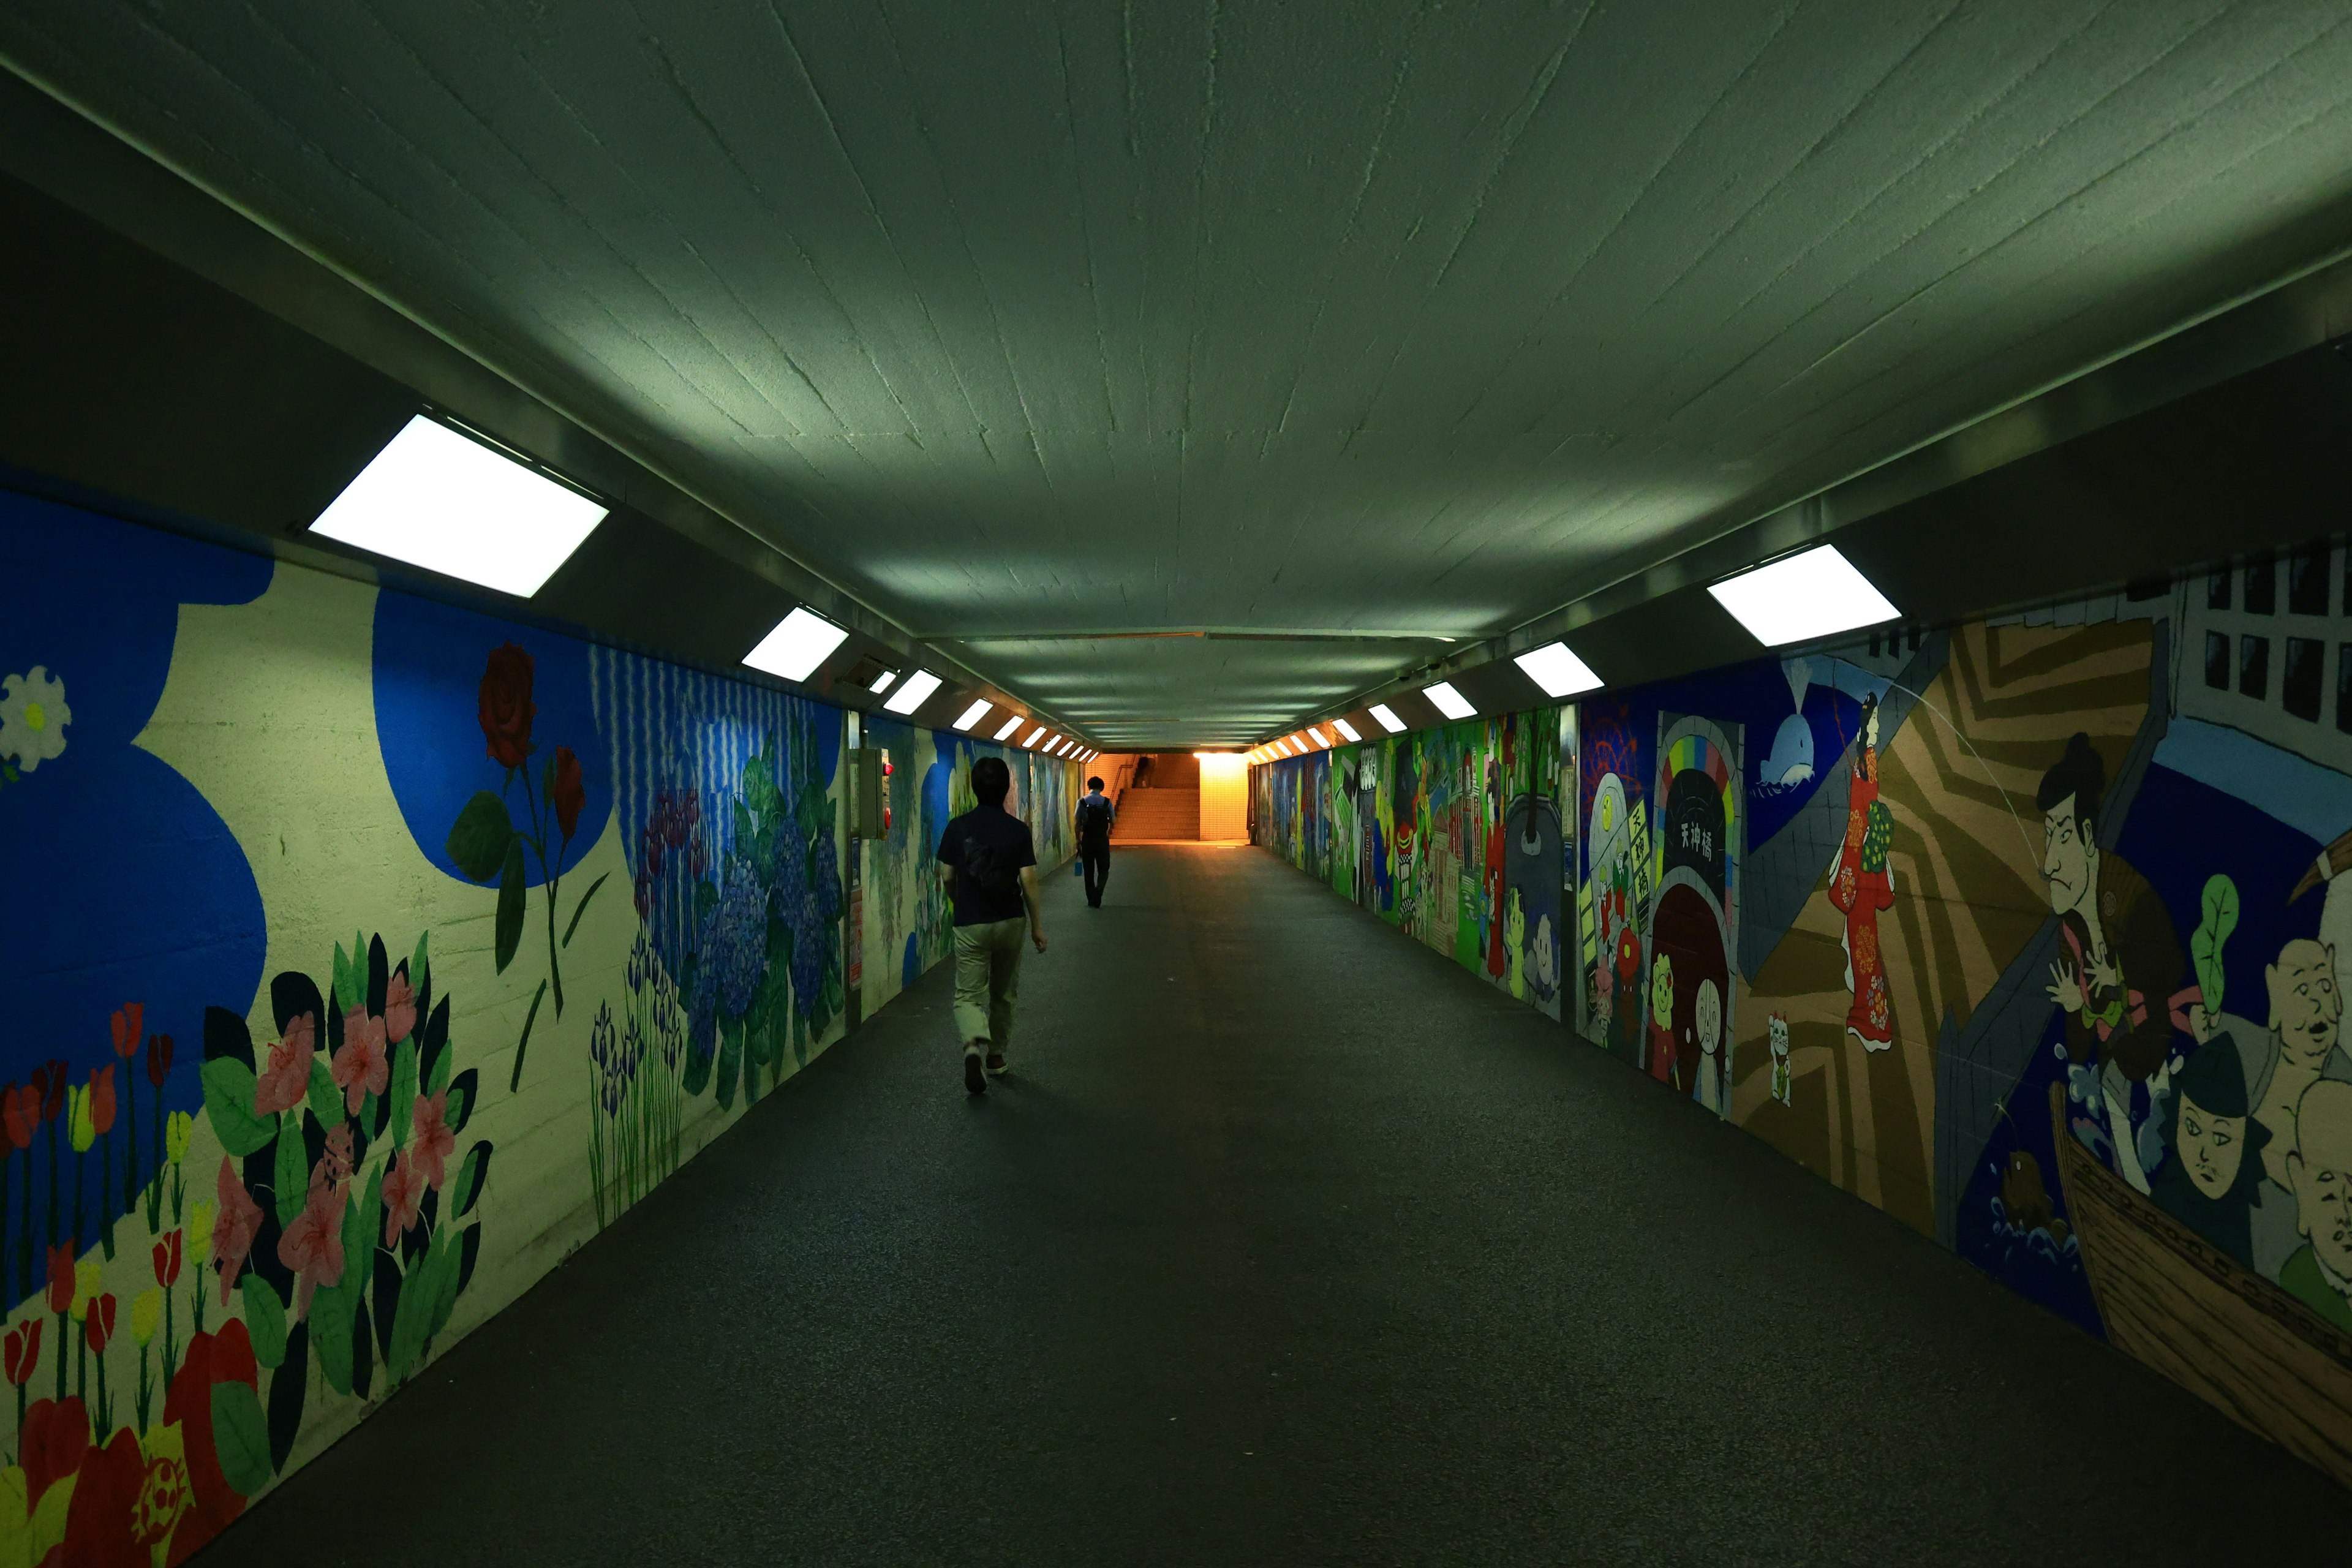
[1256,710,1567,1018]
[854,722,1078,1019]
[1255,561,2352,1490]
[0,486,1042,1560]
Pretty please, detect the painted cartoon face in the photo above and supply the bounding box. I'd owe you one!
[2174,1094,2247,1200]
[1649,953,1675,1023]
[1506,889,1525,951]
[1865,703,1880,750]
[2040,794,2093,918]
[1695,978,1722,1057]
[1769,1014,1790,1061]
[2290,1081,2352,1277]
[1532,914,1556,990]
[2267,938,2342,1070]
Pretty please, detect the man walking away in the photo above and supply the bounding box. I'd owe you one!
[937,756,1047,1095]
[1076,775,1115,907]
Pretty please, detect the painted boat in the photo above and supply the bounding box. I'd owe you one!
[2047,1082,2352,1489]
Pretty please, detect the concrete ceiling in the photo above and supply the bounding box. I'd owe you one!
[6,2,2352,746]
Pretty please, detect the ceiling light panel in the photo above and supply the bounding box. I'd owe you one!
[1425,681,1475,720]
[953,699,992,732]
[883,668,943,715]
[994,715,1025,741]
[744,606,850,683]
[1708,543,1898,647]
[1513,642,1603,698]
[311,414,608,597]
[1332,719,1361,743]
[1370,704,1405,734]
[1024,726,1047,748]
[868,666,899,693]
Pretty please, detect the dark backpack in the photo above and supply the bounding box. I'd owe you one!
[1077,797,1112,840]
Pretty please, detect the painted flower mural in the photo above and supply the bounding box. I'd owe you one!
[0,665,70,781]
[0,927,503,1560]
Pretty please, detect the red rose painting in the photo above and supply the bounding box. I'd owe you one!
[477,641,537,769]
[445,643,609,1091]
[553,744,586,839]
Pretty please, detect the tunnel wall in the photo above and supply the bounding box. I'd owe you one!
[858,715,1077,1019]
[0,484,1077,1561]
[1251,560,2352,1488]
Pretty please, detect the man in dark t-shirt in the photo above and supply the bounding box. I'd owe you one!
[1075,775,1115,907]
[936,755,1047,1095]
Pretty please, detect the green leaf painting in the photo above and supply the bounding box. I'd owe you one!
[508,978,547,1095]
[273,1113,307,1229]
[311,1271,357,1396]
[714,1017,743,1112]
[211,1380,275,1497]
[564,870,610,948]
[2193,873,2239,1017]
[307,1056,341,1128]
[446,790,516,881]
[494,837,527,972]
[388,1039,419,1150]
[451,1141,492,1218]
[242,1273,290,1371]
[198,1058,276,1157]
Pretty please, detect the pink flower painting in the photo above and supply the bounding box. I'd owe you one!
[276,1180,345,1317]
[212,1158,263,1305]
[410,1088,458,1189]
[384,968,418,1046]
[380,1150,425,1246]
[331,1007,388,1115]
[255,1012,316,1117]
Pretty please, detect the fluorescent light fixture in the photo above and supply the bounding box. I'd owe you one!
[883,668,943,715]
[993,715,1025,741]
[1307,727,1330,748]
[1708,543,1898,647]
[953,699,992,732]
[1513,641,1603,698]
[1041,733,1061,753]
[868,666,899,694]
[1023,726,1047,748]
[1425,681,1475,720]
[1370,703,1405,734]
[744,606,850,683]
[1332,718,1362,744]
[310,414,608,597]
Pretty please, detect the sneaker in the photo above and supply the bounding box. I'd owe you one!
[986,1052,1009,1076]
[964,1052,986,1095]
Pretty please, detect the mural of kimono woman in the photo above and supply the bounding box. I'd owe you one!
[1828,694,1896,1050]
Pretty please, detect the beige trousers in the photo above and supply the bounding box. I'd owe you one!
[952,917,1025,1050]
